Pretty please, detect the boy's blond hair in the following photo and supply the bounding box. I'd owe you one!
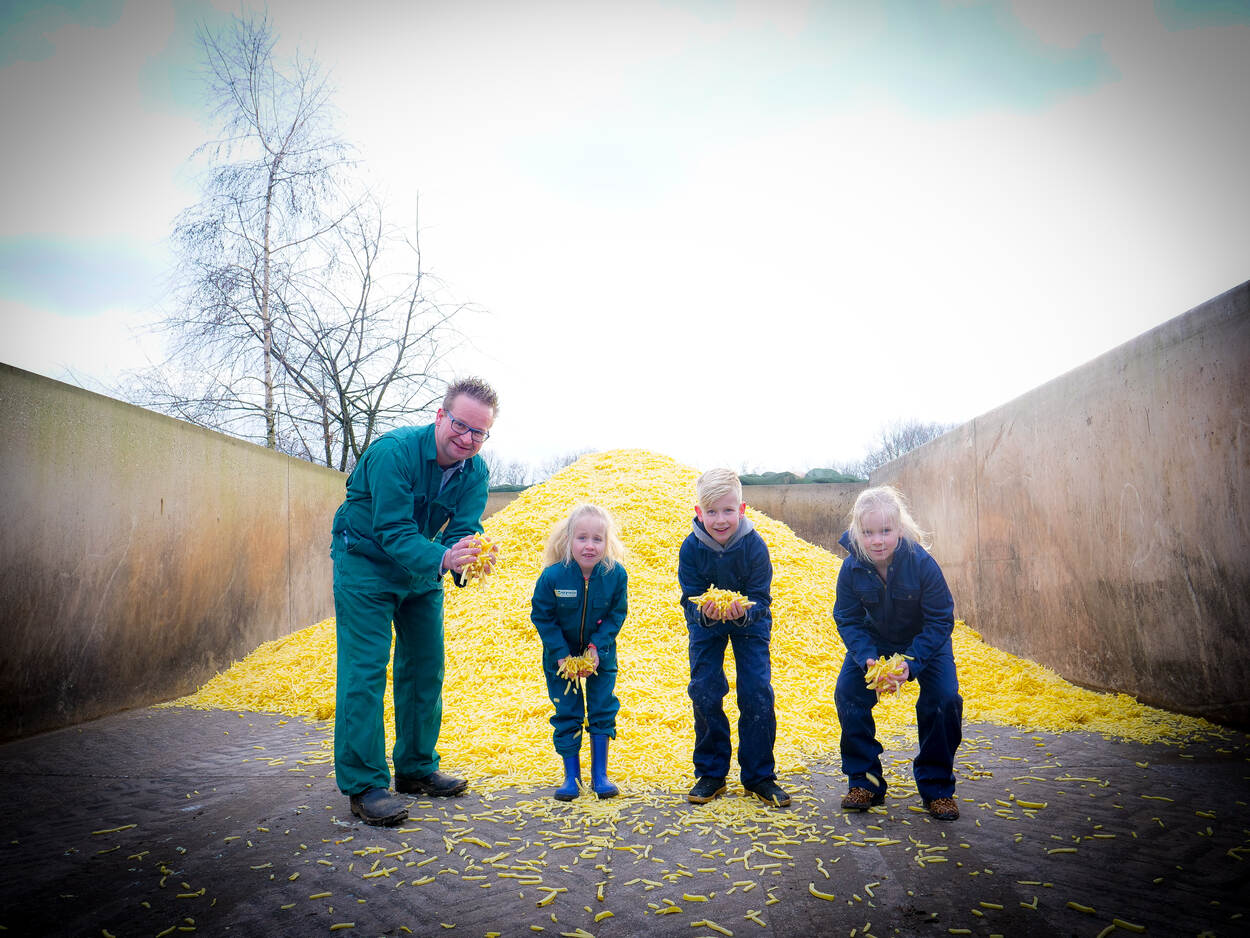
[542,503,626,571]
[695,468,743,509]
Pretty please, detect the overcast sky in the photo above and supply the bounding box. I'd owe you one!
[2,0,1247,473]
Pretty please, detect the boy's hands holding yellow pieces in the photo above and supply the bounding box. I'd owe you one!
[702,598,747,620]
[690,588,753,622]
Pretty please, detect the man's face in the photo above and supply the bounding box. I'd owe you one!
[433,394,495,467]
[695,492,746,546]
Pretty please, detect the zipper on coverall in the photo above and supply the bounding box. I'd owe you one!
[579,576,589,652]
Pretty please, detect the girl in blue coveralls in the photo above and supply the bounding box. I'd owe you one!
[530,504,629,801]
[832,485,963,820]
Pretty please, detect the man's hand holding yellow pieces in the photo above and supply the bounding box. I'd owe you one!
[443,534,499,585]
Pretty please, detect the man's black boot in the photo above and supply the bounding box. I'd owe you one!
[349,787,408,826]
[395,770,469,797]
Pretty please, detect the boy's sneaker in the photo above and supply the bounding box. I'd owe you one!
[840,787,885,811]
[687,776,727,804]
[745,779,791,807]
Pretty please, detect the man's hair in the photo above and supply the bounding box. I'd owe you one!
[695,468,742,509]
[443,376,499,417]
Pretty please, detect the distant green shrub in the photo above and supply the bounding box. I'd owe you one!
[740,471,799,486]
[802,467,864,483]
[740,468,865,485]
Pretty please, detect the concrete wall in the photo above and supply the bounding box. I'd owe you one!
[875,280,1249,727]
[0,365,343,741]
[484,490,522,518]
[741,483,865,554]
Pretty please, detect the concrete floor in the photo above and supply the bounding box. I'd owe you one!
[1,706,1247,938]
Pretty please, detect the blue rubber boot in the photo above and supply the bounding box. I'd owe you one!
[554,752,581,801]
[589,734,619,799]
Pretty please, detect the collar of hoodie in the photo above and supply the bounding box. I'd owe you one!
[692,514,755,553]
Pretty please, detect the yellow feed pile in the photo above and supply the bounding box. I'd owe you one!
[175,449,1215,790]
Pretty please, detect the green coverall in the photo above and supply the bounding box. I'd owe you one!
[330,423,489,797]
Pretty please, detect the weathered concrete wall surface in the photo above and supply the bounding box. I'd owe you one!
[486,484,866,555]
[741,483,866,554]
[875,281,1250,727]
[0,365,344,741]
[484,491,521,518]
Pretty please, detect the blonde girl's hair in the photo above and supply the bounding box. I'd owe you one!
[542,503,626,571]
[847,485,931,560]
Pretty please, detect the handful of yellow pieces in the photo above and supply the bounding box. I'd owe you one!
[557,653,597,696]
[689,588,754,619]
[457,534,498,587]
[865,653,911,694]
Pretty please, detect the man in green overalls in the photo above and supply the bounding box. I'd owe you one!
[330,377,499,826]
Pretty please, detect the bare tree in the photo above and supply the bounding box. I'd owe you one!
[478,450,591,488]
[857,418,956,476]
[825,460,870,482]
[270,195,465,471]
[127,11,466,468]
[482,451,533,487]
[536,450,593,481]
[136,10,354,448]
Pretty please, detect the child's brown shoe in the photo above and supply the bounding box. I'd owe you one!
[924,796,960,820]
[840,787,885,811]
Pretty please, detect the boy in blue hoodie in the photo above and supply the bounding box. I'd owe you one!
[677,468,788,807]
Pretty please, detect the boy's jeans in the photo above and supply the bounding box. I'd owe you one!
[834,643,963,801]
[687,619,777,787]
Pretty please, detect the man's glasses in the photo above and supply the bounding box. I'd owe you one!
[447,414,490,443]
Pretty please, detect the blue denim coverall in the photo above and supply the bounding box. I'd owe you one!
[832,532,963,801]
[329,424,488,797]
[530,560,629,754]
[677,516,777,787]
